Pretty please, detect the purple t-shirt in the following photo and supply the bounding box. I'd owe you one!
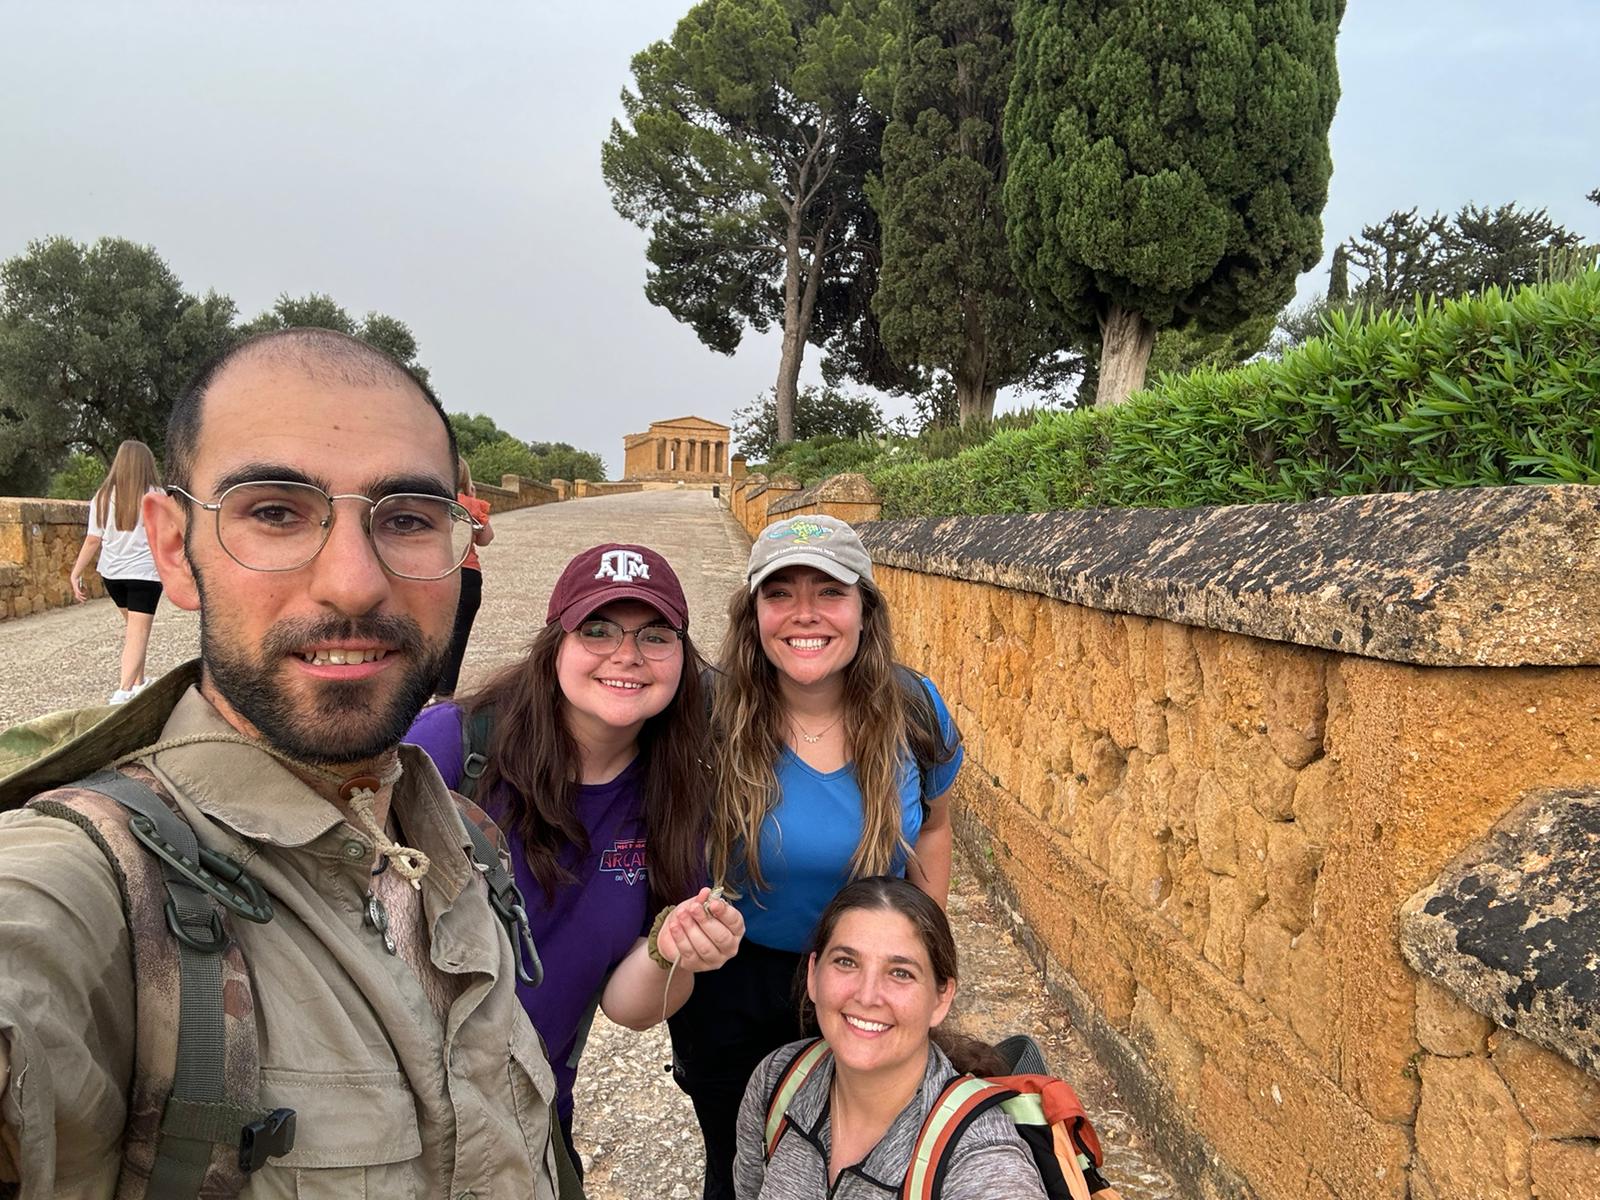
[406,702,651,1121]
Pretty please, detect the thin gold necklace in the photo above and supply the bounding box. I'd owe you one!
[791,711,844,745]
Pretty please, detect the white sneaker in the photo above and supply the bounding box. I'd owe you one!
[129,680,149,698]
[108,689,134,705]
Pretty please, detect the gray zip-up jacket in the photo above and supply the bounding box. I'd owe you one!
[733,1039,1048,1199]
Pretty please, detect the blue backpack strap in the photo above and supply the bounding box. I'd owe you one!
[762,1038,832,1159]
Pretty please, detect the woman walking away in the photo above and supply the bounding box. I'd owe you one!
[69,439,164,704]
[406,543,745,1177]
[671,514,964,1200]
[435,455,494,699]
[734,877,1047,1199]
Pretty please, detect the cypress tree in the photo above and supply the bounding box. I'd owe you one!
[1004,0,1344,406]
[871,0,1075,423]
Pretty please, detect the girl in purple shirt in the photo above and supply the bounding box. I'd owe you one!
[407,542,744,1174]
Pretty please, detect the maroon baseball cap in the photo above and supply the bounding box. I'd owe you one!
[546,544,689,632]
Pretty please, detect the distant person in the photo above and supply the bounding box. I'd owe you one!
[68,438,164,704]
[407,542,745,1176]
[733,877,1047,1199]
[435,454,495,699]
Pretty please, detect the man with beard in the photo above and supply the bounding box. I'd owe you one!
[0,329,562,1198]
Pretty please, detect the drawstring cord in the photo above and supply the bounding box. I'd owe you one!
[116,732,430,888]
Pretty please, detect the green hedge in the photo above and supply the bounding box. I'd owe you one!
[870,273,1600,518]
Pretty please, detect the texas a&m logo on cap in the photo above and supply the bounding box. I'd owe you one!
[595,548,650,582]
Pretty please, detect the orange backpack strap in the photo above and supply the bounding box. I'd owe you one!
[28,767,288,1198]
[762,1038,832,1158]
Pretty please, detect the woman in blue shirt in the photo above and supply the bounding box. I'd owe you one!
[670,514,962,1200]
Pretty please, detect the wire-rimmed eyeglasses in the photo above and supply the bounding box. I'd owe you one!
[573,616,684,661]
[167,480,481,580]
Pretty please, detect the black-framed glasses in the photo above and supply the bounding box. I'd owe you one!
[167,481,482,581]
[574,617,683,661]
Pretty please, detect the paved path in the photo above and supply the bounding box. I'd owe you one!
[0,489,1179,1199]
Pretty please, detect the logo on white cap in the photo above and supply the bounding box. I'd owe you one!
[595,548,650,582]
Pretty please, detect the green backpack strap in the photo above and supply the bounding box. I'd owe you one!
[762,1038,831,1159]
[457,705,495,802]
[458,812,545,989]
[29,768,292,1198]
[901,1076,1014,1200]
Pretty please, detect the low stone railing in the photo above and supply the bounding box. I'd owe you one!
[475,474,560,514]
[860,485,1600,1200]
[572,479,646,499]
[0,498,105,620]
[729,471,884,538]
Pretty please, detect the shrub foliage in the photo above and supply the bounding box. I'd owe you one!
[869,274,1600,517]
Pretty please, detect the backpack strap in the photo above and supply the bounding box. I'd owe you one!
[762,1037,831,1158]
[455,800,545,988]
[456,705,494,802]
[902,1076,1014,1200]
[27,768,293,1199]
[894,664,961,815]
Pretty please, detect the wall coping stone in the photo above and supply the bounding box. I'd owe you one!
[856,484,1599,666]
[1400,787,1599,1079]
[769,472,880,516]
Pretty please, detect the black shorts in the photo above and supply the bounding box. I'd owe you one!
[104,578,163,614]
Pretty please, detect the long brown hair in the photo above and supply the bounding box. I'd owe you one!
[462,619,710,910]
[709,577,948,893]
[95,440,159,531]
[805,877,999,1073]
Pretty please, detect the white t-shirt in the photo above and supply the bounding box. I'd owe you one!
[87,488,161,582]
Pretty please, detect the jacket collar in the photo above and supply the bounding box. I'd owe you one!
[786,1039,957,1191]
[140,686,472,899]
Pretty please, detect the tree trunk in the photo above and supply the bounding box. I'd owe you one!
[775,206,807,446]
[1095,303,1158,407]
[955,301,996,424]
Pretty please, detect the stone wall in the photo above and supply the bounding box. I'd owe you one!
[475,473,560,514]
[767,472,883,527]
[573,479,646,499]
[861,485,1600,1200]
[730,474,802,536]
[0,499,105,620]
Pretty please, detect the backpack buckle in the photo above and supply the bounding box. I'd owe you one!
[238,1107,297,1173]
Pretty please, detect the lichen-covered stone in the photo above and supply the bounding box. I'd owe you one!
[858,485,1600,666]
[1401,788,1600,1079]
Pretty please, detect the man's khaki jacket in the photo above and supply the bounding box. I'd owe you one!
[0,685,559,1198]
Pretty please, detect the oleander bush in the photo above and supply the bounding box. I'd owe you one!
[869,273,1600,518]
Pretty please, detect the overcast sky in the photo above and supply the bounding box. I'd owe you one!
[2,1,1596,476]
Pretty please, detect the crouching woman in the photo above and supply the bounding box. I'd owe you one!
[733,877,1046,1199]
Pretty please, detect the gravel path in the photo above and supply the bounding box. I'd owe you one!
[0,489,1180,1199]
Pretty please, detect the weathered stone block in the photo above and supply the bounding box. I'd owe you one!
[1129,986,1205,1112]
[1162,622,1204,706]
[1195,773,1237,875]
[1287,931,1332,1067]
[1265,648,1328,768]
[1530,1139,1600,1200]
[1415,1055,1533,1200]
[1265,821,1321,936]
[1292,755,1343,851]
[1133,695,1169,755]
[1204,875,1249,979]
[1415,976,1493,1057]
[1490,1031,1600,1140]
[1242,909,1293,1017]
